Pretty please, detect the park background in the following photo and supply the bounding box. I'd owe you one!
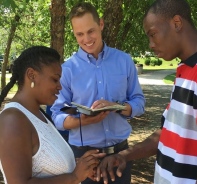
[0,0,197,183]
[1,0,197,90]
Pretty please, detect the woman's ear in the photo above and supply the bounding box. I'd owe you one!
[26,68,36,81]
[173,15,183,32]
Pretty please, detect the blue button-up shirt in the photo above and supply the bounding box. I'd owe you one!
[51,44,145,147]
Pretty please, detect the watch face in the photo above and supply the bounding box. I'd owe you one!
[116,101,126,106]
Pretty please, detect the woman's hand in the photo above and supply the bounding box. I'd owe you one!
[72,150,106,182]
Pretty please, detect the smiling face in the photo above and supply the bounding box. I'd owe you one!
[71,13,104,59]
[143,13,182,61]
[34,62,62,105]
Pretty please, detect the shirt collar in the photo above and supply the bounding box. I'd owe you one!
[180,52,197,67]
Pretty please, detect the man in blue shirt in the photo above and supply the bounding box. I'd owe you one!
[51,2,145,184]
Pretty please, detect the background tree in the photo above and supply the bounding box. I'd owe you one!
[0,2,22,89]
[0,0,51,89]
[102,0,124,48]
[1,0,197,71]
[1,14,20,88]
[50,0,66,63]
[63,0,155,57]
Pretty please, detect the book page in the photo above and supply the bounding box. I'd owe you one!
[71,102,125,112]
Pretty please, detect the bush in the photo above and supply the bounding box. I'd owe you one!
[156,59,163,66]
[150,59,157,66]
[133,58,139,64]
[144,58,150,66]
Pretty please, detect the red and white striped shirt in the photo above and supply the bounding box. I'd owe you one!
[155,53,197,184]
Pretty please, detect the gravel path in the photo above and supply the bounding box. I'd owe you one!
[138,69,176,85]
[129,69,175,183]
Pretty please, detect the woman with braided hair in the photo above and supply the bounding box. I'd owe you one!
[0,46,105,184]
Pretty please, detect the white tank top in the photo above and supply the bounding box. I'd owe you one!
[0,102,76,183]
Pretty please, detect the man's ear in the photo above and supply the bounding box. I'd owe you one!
[99,18,104,31]
[172,15,183,32]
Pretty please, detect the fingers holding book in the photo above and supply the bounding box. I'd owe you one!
[91,100,117,109]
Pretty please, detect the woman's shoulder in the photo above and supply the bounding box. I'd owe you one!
[0,105,32,137]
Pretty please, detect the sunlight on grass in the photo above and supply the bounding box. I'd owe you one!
[134,57,177,84]
[134,57,179,70]
[10,84,17,92]
[163,73,176,84]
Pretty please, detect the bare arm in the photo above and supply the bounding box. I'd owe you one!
[0,109,105,184]
[63,111,109,129]
[119,129,161,161]
[97,129,161,184]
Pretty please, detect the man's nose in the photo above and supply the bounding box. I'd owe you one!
[57,82,62,90]
[84,34,91,42]
[149,40,155,49]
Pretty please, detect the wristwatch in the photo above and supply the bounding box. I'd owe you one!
[115,101,126,113]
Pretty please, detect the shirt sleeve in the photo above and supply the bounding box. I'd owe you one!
[51,65,72,130]
[125,54,145,117]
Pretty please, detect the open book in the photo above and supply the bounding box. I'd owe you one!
[69,102,125,116]
[60,102,125,116]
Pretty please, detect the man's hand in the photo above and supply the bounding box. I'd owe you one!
[96,154,126,184]
[91,100,116,109]
[73,150,106,182]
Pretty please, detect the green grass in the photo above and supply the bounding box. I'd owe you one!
[135,57,179,70]
[163,73,176,84]
[10,84,17,92]
[134,56,178,84]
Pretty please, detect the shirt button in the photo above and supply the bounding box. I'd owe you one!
[106,129,108,132]
[101,97,104,99]
[108,142,110,145]
[99,81,101,83]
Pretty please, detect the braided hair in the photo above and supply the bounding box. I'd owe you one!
[144,0,195,28]
[0,46,60,107]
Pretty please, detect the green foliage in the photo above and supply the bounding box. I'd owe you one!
[157,59,162,66]
[1,0,197,60]
[163,73,176,84]
[150,58,156,66]
[133,58,139,64]
[1,0,17,10]
[0,0,51,57]
[144,58,150,66]
[138,57,178,70]
[145,58,163,66]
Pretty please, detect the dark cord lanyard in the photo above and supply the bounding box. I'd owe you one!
[78,112,83,146]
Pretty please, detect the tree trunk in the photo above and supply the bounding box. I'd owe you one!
[1,14,20,89]
[50,0,66,63]
[102,0,124,49]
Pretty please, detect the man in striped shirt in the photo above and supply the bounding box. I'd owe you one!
[97,0,197,183]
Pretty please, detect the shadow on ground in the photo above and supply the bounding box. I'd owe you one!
[128,84,172,183]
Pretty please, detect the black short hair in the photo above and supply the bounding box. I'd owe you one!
[144,0,194,27]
